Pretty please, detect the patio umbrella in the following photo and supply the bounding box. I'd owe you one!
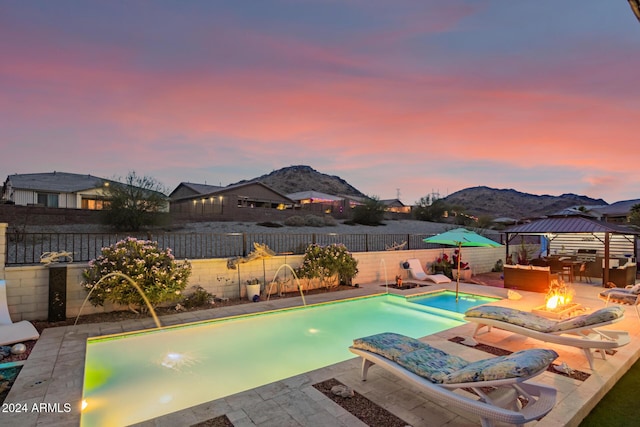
[423,228,502,301]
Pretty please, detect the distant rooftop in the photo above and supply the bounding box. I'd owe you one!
[6,172,113,193]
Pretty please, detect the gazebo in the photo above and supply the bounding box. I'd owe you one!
[503,216,639,285]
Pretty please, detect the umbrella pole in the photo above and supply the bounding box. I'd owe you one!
[456,243,461,302]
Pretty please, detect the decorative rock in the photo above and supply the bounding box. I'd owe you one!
[11,343,27,355]
[0,346,11,358]
[331,385,354,398]
[507,290,522,300]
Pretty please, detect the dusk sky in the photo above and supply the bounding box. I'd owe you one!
[2,1,639,205]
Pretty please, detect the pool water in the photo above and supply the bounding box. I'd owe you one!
[408,290,500,317]
[81,294,464,426]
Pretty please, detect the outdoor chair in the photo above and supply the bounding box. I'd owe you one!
[403,259,451,284]
[464,306,630,369]
[578,262,592,283]
[0,279,40,346]
[599,284,640,318]
[349,332,557,427]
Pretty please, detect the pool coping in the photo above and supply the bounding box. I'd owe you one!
[2,281,639,427]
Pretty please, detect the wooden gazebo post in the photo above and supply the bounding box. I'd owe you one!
[603,232,610,287]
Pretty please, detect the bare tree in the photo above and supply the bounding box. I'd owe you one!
[103,171,169,231]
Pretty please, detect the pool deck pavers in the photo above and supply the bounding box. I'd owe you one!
[2,280,639,427]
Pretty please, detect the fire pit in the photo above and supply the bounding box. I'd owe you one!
[532,303,583,319]
[532,279,583,319]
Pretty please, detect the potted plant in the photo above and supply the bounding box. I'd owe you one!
[245,278,261,301]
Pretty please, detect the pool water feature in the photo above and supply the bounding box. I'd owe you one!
[81,294,464,426]
[408,290,500,318]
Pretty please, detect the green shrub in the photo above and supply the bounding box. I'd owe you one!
[181,285,215,308]
[351,196,385,225]
[323,216,338,226]
[82,237,192,313]
[304,214,325,227]
[284,215,306,227]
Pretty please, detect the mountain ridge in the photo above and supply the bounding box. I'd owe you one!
[232,165,609,219]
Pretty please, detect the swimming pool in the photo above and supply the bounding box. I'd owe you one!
[81,294,464,426]
[408,290,500,318]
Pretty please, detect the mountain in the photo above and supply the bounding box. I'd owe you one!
[443,186,608,219]
[233,167,609,219]
[232,165,366,197]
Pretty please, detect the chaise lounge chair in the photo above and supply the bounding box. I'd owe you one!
[404,258,452,284]
[464,306,630,369]
[349,332,557,427]
[598,284,640,317]
[0,279,40,346]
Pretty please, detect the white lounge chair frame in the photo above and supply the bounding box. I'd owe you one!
[599,286,640,318]
[349,346,557,427]
[404,258,451,284]
[0,279,40,346]
[465,311,630,370]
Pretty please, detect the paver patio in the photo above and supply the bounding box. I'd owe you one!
[2,279,639,427]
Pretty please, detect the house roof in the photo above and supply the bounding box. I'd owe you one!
[169,182,223,198]
[591,199,640,217]
[170,181,293,203]
[380,199,406,207]
[503,216,639,235]
[286,191,343,202]
[6,172,113,193]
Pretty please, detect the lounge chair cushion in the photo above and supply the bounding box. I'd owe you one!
[353,332,558,385]
[440,349,558,384]
[599,288,639,305]
[352,332,428,362]
[465,306,557,333]
[395,347,470,383]
[465,306,624,334]
[550,307,624,332]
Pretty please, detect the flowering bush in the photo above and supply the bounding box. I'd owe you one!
[82,237,192,313]
[430,253,454,278]
[295,243,359,289]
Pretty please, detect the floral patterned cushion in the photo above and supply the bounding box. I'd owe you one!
[396,347,470,383]
[599,288,639,306]
[441,349,558,384]
[551,307,624,332]
[352,332,428,361]
[353,333,557,385]
[464,306,558,332]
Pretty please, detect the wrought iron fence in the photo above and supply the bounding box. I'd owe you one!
[4,231,440,265]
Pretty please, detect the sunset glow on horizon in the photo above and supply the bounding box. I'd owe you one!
[1,1,639,205]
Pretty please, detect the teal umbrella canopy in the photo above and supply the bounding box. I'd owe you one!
[423,228,502,300]
[423,228,502,248]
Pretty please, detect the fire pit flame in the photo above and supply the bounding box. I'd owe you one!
[545,279,574,311]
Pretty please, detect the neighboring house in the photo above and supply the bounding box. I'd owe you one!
[547,200,640,224]
[590,199,640,223]
[169,181,295,216]
[1,172,115,209]
[380,198,411,214]
[286,191,344,205]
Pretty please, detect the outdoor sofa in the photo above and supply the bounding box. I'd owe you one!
[503,265,558,293]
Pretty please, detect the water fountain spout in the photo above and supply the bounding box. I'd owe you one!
[380,258,388,293]
[75,272,163,329]
[266,264,306,306]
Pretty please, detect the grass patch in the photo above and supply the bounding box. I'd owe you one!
[579,357,640,426]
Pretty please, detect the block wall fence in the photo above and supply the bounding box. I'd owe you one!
[0,223,505,321]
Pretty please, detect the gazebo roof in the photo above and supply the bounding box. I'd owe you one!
[504,217,639,235]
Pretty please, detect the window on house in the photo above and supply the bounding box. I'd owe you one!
[81,198,109,210]
[37,193,59,207]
